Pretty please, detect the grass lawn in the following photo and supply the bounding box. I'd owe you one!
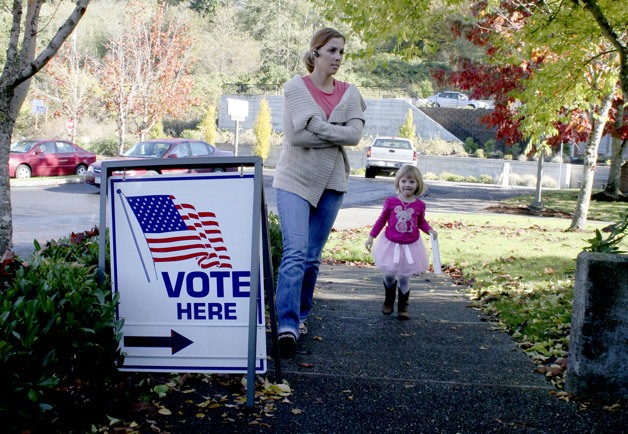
[322,191,628,388]
[503,189,627,222]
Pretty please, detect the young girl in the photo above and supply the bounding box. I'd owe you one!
[364,165,437,320]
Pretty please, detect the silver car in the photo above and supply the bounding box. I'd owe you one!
[427,91,489,109]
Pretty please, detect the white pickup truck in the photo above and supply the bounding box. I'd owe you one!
[364,137,418,178]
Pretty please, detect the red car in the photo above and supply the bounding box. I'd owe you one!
[9,139,96,179]
[83,138,235,186]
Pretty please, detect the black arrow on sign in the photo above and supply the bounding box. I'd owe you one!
[124,330,193,354]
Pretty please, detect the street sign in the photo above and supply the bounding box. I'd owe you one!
[109,172,266,373]
[32,99,45,115]
[227,98,249,122]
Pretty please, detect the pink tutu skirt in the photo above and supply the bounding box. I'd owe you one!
[373,236,430,276]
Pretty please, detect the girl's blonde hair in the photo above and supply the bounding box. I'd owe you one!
[395,165,426,196]
[302,28,345,73]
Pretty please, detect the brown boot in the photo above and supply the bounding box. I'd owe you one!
[397,289,410,321]
[382,280,397,315]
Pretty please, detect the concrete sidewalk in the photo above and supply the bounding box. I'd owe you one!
[165,263,626,433]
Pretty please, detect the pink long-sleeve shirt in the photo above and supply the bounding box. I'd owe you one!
[369,196,432,244]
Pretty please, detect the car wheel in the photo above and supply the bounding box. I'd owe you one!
[75,164,88,176]
[432,103,440,107]
[213,168,225,173]
[365,167,376,178]
[465,104,476,109]
[15,164,32,179]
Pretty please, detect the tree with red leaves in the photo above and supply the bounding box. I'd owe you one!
[98,2,197,154]
[325,0,626,229]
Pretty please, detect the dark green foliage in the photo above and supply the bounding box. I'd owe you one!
[464,137,479,154]
[267,212,283,282]
[89,136,125,156]
[0,215,284,432]
[584,209,628,254]
[0,231,123,432]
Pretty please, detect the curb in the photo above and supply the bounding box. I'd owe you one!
[9,176,83,187]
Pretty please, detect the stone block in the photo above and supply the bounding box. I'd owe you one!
[565,251,628,399]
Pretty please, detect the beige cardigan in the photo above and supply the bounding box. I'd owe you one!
[272,76,366,207]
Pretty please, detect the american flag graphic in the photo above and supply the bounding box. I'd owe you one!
[125,194,232,269]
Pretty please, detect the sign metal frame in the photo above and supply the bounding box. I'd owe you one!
[96,156,280,407]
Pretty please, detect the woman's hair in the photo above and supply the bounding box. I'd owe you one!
[394,165,426,196]
[302,27,345,73]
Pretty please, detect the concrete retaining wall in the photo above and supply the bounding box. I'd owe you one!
[218,96,461,143]
[225,143,610,190]
[565,252,628,399]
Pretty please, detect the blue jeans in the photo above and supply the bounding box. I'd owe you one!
[275,189,344,338]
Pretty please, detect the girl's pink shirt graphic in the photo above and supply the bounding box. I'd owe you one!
[369,196,432,244]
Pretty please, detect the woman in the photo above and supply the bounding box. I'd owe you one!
[272,28,366,357]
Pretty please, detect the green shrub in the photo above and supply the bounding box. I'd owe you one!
[465,175,479,183]
[541,176,558,188]
[180,129,203,139]
[201,105,218,145]
[439,172,465,182]
[474,148,485,158]
[0,233,123,432]
[504,153,513,160]
[510,173,537,186]
[267,212,283,282]
[423,172,438,180]
[584,209,628,253]
[464,137,478,154]
[417,138,467,156]
[484,139,496,154]
[509,143,523,157]
[90,137,124,156]
[479,174,494,184]
[148,120,165,139]
[253,99,272,160]
[399,109,415,140]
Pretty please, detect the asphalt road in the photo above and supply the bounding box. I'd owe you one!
[9,173,532,258]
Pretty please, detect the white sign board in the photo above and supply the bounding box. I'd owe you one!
[227,98,249,122]
[32,99,45,115]
[109,172,266,373]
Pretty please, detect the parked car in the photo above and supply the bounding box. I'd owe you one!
[84,138,235,186]
[9,139,96,179]
[427,91,489,109]
[364,137,418,178]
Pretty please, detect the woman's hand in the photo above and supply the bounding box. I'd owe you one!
[364,236,374,252]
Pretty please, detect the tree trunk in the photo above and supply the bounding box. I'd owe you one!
[118,110,126,155]
[0,0,91,255]
[602,137,627,198]
[0,99,15,255]
[569,93,615,231]
[581,0,628,200]
[529,151,544,211]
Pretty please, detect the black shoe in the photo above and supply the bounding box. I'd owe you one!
[382,280,397,315]
[397,289,410,321]
[278,332,297,357]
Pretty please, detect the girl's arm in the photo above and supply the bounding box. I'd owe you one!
[417,201,434,235]
[365,199,392,251]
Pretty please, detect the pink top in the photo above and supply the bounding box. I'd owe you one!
[302,76,349,118]
[369,196,432,244]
